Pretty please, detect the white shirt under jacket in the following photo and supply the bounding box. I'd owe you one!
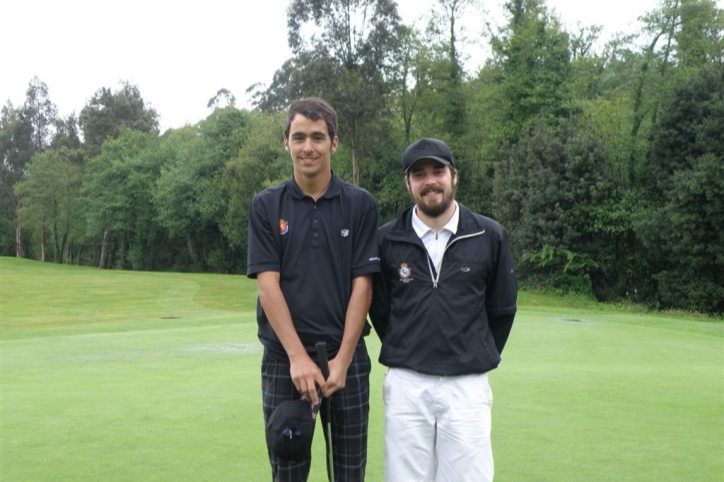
[411,201,459,276]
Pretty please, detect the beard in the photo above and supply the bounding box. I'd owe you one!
[415,184,456,218]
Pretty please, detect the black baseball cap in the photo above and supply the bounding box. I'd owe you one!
[266,399,316,462]
[402,138,456,173]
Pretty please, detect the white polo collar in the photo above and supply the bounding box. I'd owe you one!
[411,201,459,238]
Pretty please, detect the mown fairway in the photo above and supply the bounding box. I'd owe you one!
[1,257,722,481]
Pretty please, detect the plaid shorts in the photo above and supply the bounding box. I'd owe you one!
[261,342,371,482]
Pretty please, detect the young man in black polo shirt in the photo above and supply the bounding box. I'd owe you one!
[369,138,518,482]
[247,97,380,482]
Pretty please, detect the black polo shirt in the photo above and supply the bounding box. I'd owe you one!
[247,173,381,361]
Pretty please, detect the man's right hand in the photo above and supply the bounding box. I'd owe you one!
[289,353,327,404]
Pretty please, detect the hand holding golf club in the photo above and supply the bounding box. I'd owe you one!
[289,353,327,405]
[319,356,349,397]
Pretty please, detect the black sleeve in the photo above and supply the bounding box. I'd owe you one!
[368,230,390,341]
[490,313,515,354]
[486,227,518,354]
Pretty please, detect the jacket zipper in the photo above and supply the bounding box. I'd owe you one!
[427,230,486,288]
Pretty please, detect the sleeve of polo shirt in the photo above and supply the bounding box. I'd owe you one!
[486,227,518,354]
[352,192,381,279]
[246,194,280,278]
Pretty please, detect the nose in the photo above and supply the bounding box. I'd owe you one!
[422,174,437,185]
[302,137,315,152]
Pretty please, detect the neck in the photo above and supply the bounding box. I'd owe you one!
[295,171,333,200]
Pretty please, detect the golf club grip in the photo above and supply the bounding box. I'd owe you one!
[315,341,330,380]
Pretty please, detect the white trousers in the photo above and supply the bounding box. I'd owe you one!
[383,368,494,482]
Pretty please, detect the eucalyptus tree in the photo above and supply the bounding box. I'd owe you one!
[207,88,236,109]
[425,0,478,139]
[489,0,572,139]
[82,129,162,270]
[0,102,31,257]
[675,0,724,68]
[0,78,59,258]
[14,147,83,263]
[254,0,406,185]
[51,113,82,152]
[626,0,722,173]
[22,77,58,154]
[78,82,160,266]
[390,26,426,145]
[79,81,159,156]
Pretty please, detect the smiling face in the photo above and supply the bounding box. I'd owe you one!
[406,158,457,218]
[284,113,338,182]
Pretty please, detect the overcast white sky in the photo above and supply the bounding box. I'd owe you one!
[3,0,660,132]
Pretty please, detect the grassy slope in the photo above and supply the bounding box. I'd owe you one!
[1,257,722,481]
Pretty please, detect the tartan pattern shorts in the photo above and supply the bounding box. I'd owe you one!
[261,342,371,482]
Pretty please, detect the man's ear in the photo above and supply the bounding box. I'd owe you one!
[331,136,339,154]
[284,138,290,152]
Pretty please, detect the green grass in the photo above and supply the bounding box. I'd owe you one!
[1,257,722,481]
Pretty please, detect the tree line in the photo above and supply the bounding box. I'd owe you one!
[2,0,722,314]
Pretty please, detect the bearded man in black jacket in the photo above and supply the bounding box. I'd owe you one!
[369,138,518,482]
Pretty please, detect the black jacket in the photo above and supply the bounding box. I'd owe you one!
[369,203,517,376]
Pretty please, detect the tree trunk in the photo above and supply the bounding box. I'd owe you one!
[404,117,412,144]
[58,231,68,264]
[100,229,110,269]
[353,148,361,186]
[15,220,22,258]
[119,234,127,270]
[41,223,47,262]
[187,238,198,269]
[351,124,361,186]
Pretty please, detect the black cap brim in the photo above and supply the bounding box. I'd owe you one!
[405,155,451,173]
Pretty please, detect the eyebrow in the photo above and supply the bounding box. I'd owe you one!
[290,130,328,138]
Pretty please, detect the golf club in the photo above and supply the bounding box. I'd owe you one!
[315,341,334,482]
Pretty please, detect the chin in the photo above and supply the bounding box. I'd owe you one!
[417,202,447,218]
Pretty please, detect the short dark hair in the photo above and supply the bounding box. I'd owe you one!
[284,97,338,140]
